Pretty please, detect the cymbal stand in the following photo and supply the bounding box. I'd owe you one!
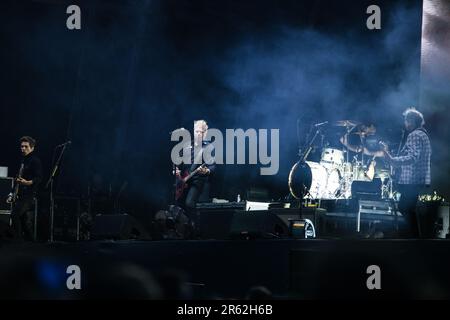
[342,124,355,198]
[359,133,366,168]
[344,125,351,165]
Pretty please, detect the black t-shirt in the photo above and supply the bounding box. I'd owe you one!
[17,152,43,197]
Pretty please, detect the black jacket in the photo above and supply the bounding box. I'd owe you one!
[182,141,216,183]
[16,152,43,197]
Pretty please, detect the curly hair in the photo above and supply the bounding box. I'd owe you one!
[403,107,425,127]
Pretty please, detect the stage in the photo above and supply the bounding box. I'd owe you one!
[2,0,450,303]
[1,238,449,299]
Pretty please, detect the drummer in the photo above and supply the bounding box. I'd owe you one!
[340,123,384,158]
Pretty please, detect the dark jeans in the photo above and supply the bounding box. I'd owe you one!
[11,195,35,241]
[183,180,210,225]
[397,184,421,238]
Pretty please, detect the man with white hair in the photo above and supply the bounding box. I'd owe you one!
[383,108,432,238]
[175,120,215,228]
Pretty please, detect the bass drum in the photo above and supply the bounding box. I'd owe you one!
[326,168,342,199]
[289,161,341,200]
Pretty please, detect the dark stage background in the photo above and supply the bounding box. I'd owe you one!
[1,0,447,225]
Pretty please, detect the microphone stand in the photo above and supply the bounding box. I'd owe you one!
[389,130,404,198]
[295,125,324,219]
[114,181,128,214]
[296,118,303,157]
[45,143,70,242]
[359,133,365,169]
[300,126,321,163]
[390,129,405,231]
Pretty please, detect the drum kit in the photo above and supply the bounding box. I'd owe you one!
[289,120,393,200]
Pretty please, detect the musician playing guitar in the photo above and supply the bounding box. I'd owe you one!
[6,136,43,241]
[381,108,431,238]
[174,120,215,227]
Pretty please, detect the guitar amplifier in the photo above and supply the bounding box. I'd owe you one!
[195,201,245,211]
[195,202,244,239]
[195,201,285,211]
[0,177,13,212]
[0,211,11,227]
[351,179,382,200]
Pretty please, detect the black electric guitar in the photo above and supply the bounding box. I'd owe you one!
[175,164,207,201]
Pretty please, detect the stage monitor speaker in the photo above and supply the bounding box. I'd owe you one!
[91,214,150,240]
[229,210,290,239]
[197,209,235,240]
[197,208,325,240]
[269,207,324,230]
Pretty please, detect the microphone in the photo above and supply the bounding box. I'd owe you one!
[314,121,329,127]
[56,141,72,148]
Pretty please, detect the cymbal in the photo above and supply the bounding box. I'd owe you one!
[352,127,377,136]
[334,120,360,127]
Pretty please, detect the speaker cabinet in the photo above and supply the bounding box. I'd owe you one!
[0,216,15,240]
[230,210,290,239]
[0,178,13,212]
[197,209,235,240]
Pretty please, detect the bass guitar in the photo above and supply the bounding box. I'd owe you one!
[175,164,207,201]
